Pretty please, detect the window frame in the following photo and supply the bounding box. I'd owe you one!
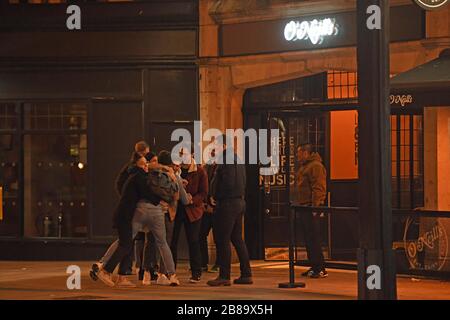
[0,100,90,240]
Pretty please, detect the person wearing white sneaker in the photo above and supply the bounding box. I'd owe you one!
[156,273,180,286]
[97,268,115,287]
[115,275,137,288]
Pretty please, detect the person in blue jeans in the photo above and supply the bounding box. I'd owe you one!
[96,155,181,287]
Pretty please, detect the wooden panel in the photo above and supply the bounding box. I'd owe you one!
[0,69,143,99]
[0,30,197,59]
[90,101,143,237]
[147,68,198,122]
[0,1,198,31]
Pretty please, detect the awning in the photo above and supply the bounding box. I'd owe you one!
[391,48,450,91]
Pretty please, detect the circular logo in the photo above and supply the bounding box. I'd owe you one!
[403,217,449,271]
[414,0,449,10]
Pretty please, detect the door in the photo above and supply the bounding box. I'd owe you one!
[260,112,330,260]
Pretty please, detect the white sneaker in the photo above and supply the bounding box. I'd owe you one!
[142,271,151,286]
[115,275,137,288]
[168,274,180,286]
[156,273,171,286]
[97,269,115,287]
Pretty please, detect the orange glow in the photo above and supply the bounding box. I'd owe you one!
[327,71,358,100]
[330,110,359,179]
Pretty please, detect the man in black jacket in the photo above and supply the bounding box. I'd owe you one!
[207,135,253,286]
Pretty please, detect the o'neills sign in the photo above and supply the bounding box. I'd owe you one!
[390,94,413,107]
[284,18,339,45]
[414,0,448,10]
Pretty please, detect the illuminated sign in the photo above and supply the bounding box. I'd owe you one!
[390,94,413,107]
[284,18,339,45]
[414,0,448,10]
[404,216,449,271]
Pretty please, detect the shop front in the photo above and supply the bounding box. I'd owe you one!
[0,1,199,260]
[199,0,450,276]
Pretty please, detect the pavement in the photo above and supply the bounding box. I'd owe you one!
[0,261,449,300]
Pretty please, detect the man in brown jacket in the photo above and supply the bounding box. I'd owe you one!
[297,143,328,278]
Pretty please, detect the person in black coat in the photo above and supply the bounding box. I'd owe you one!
[96,154,155,287]
[207,135,252,287]
[90,143,154,280]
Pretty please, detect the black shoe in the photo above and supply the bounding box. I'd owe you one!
[301,268,314,277]
[89,263,100,281]
[207,277,231,287]
[138,268,145,281]
[233,276,253,285]
[189,275,201,283]
[309,270,328,279]
[151,271,159,281]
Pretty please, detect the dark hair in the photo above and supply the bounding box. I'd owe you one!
[158,150,172,166]
[145,152,157,162]
[131,151,144,164]
[297,143,313,153]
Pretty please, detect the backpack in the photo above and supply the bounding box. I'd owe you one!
[147,169,179,203]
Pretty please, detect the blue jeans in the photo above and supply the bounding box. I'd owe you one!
[132,201,176,275]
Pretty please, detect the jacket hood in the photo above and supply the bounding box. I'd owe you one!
[305,152,323,164]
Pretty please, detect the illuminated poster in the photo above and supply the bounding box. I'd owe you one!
[330,110,359,180]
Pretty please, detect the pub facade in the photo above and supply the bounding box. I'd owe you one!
[0,0,449,278]
[198,0,450,276]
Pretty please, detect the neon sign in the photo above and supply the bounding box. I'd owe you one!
[284,18,339,45]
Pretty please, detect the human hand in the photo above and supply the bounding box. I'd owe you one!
[187,193,193,204]
[160,200,169,211]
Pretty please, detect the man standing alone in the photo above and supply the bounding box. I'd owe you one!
[207,135,252,286]
[297,143,328,278]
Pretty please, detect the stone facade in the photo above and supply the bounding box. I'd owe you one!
[198,0,450,266]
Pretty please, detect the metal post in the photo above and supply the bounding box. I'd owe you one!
[356,0,397,299]
[279,206,306,289]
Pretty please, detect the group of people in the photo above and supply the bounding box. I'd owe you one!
[90,137,253,287]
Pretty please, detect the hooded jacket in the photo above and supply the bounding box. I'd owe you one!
[296,152,327,206]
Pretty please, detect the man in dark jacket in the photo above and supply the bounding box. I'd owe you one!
[199,151,219,273]
[297,143,328,279]
[207,136,252,286]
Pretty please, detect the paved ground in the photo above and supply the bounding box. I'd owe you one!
[0,261,449,300]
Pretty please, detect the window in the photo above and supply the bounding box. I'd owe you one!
[391,114,424,209]
[23,103,88,238]
[0,103,20,237]
[327,71,358,100]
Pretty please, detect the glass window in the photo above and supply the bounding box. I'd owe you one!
[23,103,88,238]
[0,134,20,237]
[327,71,358,100]
[0,103,18,131]
[24,102,87,131]
[390,114,424,209]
